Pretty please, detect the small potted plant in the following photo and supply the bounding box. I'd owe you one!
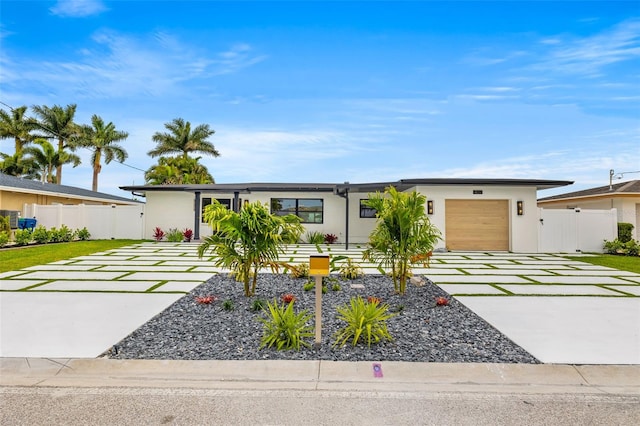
[183,228,194,242]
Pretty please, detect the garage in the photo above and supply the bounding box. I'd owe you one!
[445,199,509,251]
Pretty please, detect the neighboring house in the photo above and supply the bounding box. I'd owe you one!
[121,178,572,252]
[538,180,640,240]
[0,172,141,212]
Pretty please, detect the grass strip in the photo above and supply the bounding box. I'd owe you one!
[566,254,640,274]
[0,240,143,273]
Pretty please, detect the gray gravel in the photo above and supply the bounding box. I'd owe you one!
[108,274,539,363]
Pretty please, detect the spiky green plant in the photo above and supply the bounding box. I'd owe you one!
[258,300,313,351]
[333,296,395,347]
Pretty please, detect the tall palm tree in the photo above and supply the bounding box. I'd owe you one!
[77,115,129,191]
[31,104,80,184]
[0,105,38,155]
[0,152,39,179]
[148,118,219,159]
[144,155,214,185]
[23,138,81,183]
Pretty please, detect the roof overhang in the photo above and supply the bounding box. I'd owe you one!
[120,178,574,196]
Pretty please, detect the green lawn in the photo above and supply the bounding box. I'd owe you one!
[0,240,142,273]
[567,254,640,274]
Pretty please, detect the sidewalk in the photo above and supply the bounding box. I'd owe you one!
[2,358,639,395]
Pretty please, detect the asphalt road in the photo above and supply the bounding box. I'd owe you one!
[2,386,639,425]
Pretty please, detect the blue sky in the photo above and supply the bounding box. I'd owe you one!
[1,0,639,198]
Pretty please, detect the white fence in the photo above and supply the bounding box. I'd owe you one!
[24,204,145,240]
[538,208,617,253]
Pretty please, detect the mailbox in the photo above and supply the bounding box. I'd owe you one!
[309,255,330,276]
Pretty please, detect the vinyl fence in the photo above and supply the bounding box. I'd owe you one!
[538,208,617,253]
[23,203,145,240]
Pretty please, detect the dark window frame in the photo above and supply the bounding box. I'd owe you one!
[270,198,324,224]
[202,197,232,222]
[359,199,377,218]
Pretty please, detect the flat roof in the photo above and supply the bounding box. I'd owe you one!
[121,178,573,195]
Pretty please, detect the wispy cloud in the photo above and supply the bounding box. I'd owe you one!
[3,30,266,99]
[534,18,640,77]
[50,0,107,17]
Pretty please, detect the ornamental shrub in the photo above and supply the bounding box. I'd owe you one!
[618,222,634,243]
[57,225,74,242]
[333,296,395,348]
[14,229,32,246]
[76,227,91,241]
[258,300,313,351]
[31,225,50,244]
[0,231,9,247]
[0,216,10,234]
[166,228,183,242]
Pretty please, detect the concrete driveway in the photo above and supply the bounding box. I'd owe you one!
[1,243,639,363]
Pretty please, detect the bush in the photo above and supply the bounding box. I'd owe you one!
[57,225,74,242]
[324,233,338,244]
[303,280,315,291]
[258,300,313,351]
[153,227,165,242]
[618,222,634,243]
[166,228,183,242]
[339,258,363,280]
[31,225,50,244]
[0,231,9,247]
[603,238,640,256]
[183,228,193,242]
[0,216,10,234]
[222,299,235,311]
[333,296,395,347]
[14,229,32,246]
[76,227,91,241]
[305,231,324,244]
[289,262,309,278]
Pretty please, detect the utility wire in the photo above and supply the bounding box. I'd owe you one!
[0,100,147,173]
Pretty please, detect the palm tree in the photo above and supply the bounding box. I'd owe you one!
[31,104,80,184]
[76,115,128,191]
[23,138,81,183]
[362,187,441,295]
[148,118,219,159]
[0,152,39,179]
[144,155,214,185]
[198,200,303,297]
[0,105,38,155]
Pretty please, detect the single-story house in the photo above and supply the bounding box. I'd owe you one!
[538,179,640,240]
[121,178,572,252]
[1,172,141,227]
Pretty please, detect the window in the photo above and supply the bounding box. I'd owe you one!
[360,199,377,218]
[202,198,231,222]
[271,198,323,223]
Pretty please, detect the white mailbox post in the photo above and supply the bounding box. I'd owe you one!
[309,255,330,348]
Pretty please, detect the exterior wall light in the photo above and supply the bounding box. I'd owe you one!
[517,201,524,216]
[427,200,434,215]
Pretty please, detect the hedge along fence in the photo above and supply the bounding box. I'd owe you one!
[0,221,91,248]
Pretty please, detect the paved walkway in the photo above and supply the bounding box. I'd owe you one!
[1,243,639,363]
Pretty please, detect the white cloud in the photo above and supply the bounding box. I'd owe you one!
[50,0,107,17]
[535,18,640,77]
[3,29,266,99]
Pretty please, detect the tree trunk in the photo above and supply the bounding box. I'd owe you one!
[56,137,63,184]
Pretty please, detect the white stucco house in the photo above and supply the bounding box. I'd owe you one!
[538,179,640,240]
[121,178,572,252]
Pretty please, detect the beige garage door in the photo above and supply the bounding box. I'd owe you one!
[445,199,509,251]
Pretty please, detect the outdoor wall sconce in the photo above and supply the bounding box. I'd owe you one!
[427,200,434,215]
[517,201,524,216]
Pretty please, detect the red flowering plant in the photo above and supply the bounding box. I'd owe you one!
[367,296,382,305]
[195,295,218,304]
[281,293,296,304]
[324,233,338,244]
[435,297,449,306]
[183,228,194,242]
[152,227,165,242]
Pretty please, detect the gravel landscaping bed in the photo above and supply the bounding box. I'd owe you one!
[108,274,539,363]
